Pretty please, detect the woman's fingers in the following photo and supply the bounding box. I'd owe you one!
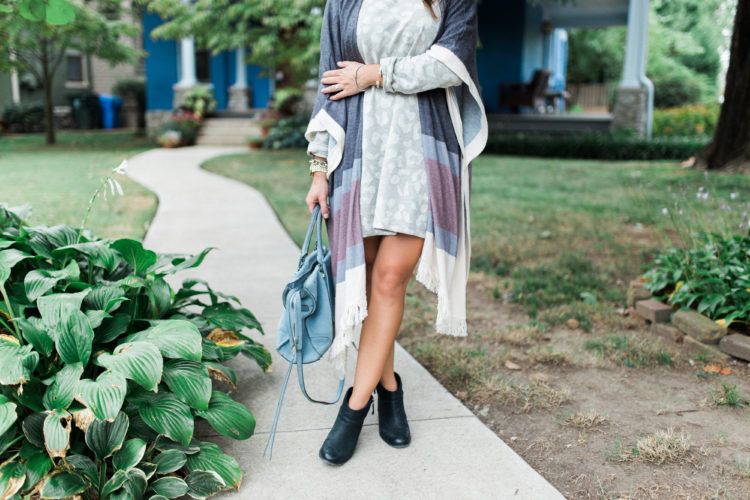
[318,193,329,218]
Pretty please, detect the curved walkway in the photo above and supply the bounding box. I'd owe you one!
[127,146,564,500]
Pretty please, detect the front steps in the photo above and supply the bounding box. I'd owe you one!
[195,117,261,146]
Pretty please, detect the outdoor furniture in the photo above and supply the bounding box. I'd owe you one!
[498,69,551,113]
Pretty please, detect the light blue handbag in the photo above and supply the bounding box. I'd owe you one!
[263,204,345,459]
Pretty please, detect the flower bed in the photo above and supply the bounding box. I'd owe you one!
[0,203,269,498]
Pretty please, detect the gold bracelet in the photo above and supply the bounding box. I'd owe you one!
[309,157,328,176]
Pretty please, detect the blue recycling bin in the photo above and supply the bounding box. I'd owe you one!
[99,94,123,129]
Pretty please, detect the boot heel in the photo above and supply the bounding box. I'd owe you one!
[376,372,411,448]
[319,387,373,465]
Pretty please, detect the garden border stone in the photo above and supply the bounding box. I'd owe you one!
[672,310,726,345]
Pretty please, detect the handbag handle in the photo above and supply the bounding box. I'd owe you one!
[298,204,326,269]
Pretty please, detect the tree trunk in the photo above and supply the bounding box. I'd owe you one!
[696,0,750,171]
[41,40,56,146]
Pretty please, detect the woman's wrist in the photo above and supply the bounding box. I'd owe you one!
[355,64,382,90]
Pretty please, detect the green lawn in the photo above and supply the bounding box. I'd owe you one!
[0,130,157,239]
[203,149,750,313]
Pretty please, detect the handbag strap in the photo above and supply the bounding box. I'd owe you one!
[263,291,345,460]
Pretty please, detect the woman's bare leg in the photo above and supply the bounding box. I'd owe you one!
[348,233,424,410]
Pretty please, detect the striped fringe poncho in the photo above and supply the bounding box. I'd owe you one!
[305,0,488,375]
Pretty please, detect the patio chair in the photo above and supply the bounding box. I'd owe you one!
[498,69,551,113]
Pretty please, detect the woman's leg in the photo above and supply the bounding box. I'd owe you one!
[348,233,424,410]
[363,236,398,392]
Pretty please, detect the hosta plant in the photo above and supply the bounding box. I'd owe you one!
[0,203,271,499]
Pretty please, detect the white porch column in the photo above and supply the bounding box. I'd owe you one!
[232,47,247,89]
[613,0,653,136]
[228,47,250,110]
[9,52,20,104]
[176,36,197,88]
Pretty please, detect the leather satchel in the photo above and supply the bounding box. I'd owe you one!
[263,204,345,459]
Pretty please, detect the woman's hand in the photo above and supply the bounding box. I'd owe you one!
[305,171,329,218]
[321,61,381,101]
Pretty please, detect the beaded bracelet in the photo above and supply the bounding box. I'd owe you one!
[309,157,328,176]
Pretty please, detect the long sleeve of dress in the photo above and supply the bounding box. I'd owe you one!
[307,130,330,158]
[380,52,462,94]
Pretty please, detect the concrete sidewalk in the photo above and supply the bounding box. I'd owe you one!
[127,146,564,500]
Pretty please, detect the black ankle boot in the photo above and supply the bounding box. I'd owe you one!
[319,387,373,466]
[376,372,411,448]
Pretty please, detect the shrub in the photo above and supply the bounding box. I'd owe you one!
[263,112,308,150]
[154,110,202,147]
[642,232,750,327]
[653,104,719,138]
[0,101,45,133]
[485,133,708,161]
[182,87,217,119]
[0,203,270,498]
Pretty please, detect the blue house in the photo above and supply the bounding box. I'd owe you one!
[143,0,652,136]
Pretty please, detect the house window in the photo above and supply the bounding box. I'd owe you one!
[64,50,88,89]
[66,54,84,82]
[196,49,211,83]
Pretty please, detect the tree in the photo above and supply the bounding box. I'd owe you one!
[0,0,143,145]
[696,0,749,171]
[145,0,325,89]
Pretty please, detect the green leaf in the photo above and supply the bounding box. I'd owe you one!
[43,410,71,458]
[85,284,127,313]
[242,342,272,372]
[25,225,78,259]
[203,303,263,333]
[113,438,146,471]
[16,379,44,412]
[0,262,9,285]
[56,310,94,366]
[0,249,32,270]
[137,393,194,446]
[123,468,148,499]
[185,441,242,490]
[185,470,225,499]
[96,313,131,344]
[101,469,128,498]
[45,0,75,25]
[126,413,157,443]
[195,391,254,440]
[112,239,157,276]
[40,472,87,498]
[18,317,54,357]
[138,462,157,480]
[21,412,45,449]
[53,241,121,273]
[24,261,79,302]
[123,320,202,362]
[0,462,26,499]
[0,5,12,14]
[86,309,108,329]
[65,454,97,485]
[0,339,38,385]
[85,412,129,460]
[0,429,17,456]
[98,342,163,392]
[0,400,17,437]
[152,449,186,474]
[20,445,52,491]
[147,277,172,318]
[150,476,188,498]
[43,362,84,411]
[162,360,211,410]
[203,361,237,389]
[154,435,200,454]
[37,290,89,333]
[76,371,127,421]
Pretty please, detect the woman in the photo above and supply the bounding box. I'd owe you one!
[304,0,487,465]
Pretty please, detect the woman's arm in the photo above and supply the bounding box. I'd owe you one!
[380,53,462,94]
[307,130,330,159]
